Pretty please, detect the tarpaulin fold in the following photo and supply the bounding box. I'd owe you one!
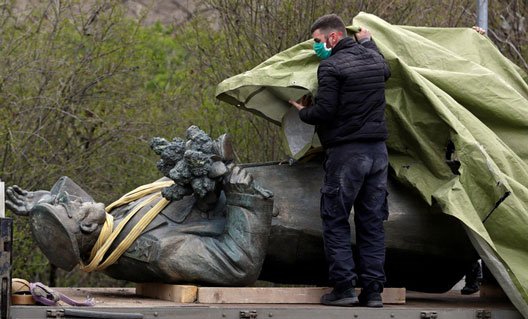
[216,13,528,317]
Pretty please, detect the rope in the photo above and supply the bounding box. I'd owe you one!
[81,181,174,272]
[104,180,173,212]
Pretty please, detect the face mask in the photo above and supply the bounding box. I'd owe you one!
[313,41,332,60]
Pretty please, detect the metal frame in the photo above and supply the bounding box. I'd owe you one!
[1,218,12,319]
[11,304,523,319]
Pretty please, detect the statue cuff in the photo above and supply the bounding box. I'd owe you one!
[226,192,274,213]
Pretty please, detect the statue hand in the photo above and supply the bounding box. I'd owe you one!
[224,164,273,199]
[5,186,52,216]
[194,186,221,213]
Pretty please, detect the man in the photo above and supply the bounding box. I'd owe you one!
[290,14,390,307]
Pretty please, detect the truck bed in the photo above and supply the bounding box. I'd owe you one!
[10,288,523,319]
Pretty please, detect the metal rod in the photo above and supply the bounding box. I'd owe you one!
[0,180,4,218]
[63,308,144,319]
[477,0,488,34]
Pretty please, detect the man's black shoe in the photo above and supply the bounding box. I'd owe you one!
[320,287,358,306]
[358,282,384,308]
[461,284,480,295]
[461,260,482,295]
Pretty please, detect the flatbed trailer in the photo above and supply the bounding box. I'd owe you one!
[9,287,523,319]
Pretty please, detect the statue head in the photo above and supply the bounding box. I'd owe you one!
[30,177,106,271]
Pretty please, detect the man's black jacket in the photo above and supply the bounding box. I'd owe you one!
[299,36,391,148]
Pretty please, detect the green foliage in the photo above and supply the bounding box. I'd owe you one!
[487,0,527,72]
[1,0,526,287]
[0,1,188,285]
[173,0,524,163]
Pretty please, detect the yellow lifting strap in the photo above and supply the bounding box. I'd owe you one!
[80,180,174,272]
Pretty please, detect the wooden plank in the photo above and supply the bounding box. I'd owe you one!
[197,287,406,304]
[380,287,407,304]
[135,283,197,303]
[199,287,330,304]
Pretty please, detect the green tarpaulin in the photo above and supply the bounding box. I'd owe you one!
[216,13,528,317]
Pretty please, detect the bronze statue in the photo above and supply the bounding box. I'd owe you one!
[6,126,274,286]
[6,126,477,291]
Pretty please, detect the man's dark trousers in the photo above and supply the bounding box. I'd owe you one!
[320,141,388,290]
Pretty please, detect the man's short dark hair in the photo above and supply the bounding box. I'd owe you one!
[310,14,347,36]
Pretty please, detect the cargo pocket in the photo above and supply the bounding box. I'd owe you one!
[320,184,340,218]
[382,190,389,221]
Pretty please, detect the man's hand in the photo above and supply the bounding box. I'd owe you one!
[289,95,312,111]
[5,186,51,216]
[355,28,372,43]
[472,26,486,35]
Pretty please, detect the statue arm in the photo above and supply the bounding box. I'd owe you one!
[162,166,274,286]
[5,185,53,216]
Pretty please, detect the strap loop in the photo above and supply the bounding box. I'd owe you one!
[81,181,173,272]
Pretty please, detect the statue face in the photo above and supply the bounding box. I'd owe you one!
[30,201,105,271]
